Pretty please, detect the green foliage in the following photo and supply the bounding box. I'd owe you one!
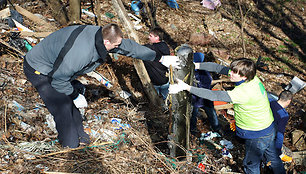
[262,57,272,61]
[277,45,288,53]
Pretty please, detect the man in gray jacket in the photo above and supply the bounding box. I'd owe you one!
[23,24,156,148]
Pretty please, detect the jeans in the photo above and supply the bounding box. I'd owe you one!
[243,127,285,174]
[191,101,220,132]
[23,61,90,148]
[154,82,169,100]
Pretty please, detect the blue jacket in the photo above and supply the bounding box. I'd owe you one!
[269,99,289,150]
[192,69,212,108]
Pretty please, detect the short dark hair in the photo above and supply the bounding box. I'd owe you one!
[278,90,293,102]
[150,28,164,41]
[230,58,256,81]
[102,23,123,43]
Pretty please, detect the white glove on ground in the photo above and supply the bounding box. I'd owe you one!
[73,94,88,108]
[168,79,190,94]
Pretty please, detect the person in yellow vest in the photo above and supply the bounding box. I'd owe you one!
[169,58,285,174]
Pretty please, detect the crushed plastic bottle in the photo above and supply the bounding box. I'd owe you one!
[220,139,234,149]
[111,118,131,130]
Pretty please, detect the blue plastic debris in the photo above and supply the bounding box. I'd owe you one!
[12,100,24,111]
[111,118,131,130]
[167,0,179,9]
[131,0,142,15]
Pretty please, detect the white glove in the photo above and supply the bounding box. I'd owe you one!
[73,94,88,108]
[168,79,190,94]
[160,56,181,69]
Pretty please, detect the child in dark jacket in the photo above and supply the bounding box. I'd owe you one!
[190,52,221,136]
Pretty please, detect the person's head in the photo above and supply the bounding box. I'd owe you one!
[278,90,293,108]
[102,23,123,50]
[148,28,164,44]
[229,58,256,82]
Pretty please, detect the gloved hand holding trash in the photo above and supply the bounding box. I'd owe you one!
[159,56,181,69]
[169,79,190,94]
[73,94,88,108]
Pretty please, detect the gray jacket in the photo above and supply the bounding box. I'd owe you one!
[25,25,155,96]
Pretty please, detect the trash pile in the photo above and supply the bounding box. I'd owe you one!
[0,0,305,173]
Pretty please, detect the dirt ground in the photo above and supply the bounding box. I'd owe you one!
[0,0,305,173]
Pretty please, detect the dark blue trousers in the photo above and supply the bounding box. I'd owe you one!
[23,61,89,148]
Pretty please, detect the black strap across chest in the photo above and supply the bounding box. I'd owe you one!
[48,25,87,77]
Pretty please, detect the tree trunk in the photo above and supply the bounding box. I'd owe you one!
[94,0,102,26]
[46,0,69,26]
[69,0,81,24]
[111,0,163,107]
[169,45,194,158]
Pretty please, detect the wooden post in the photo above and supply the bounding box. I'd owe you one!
[111,0,163,107]
[46,0,69,26]
[69,0,81,24]
[94,0,102,26]
[143,0,155,28]
[169,45,194,158]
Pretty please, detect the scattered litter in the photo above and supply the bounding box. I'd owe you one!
[200,131,221,141]
[20,121,35,133]
[128,13,142,30]
[45,114,57,133]
[279,153,292,162]
[17,141,60,155]
[13,18,32,32]
[201,0,221,10]
[167,0,179,9]
[220,166,232,172]
[119,90,131,99]
[197,155,208,172]
[35,164,49,171]
[105,12,115,19]
[131,0,142,15]
[87,71,113,88]
[12,100,24,111]
[197,162,206,172]
[221,148,232,158]
[84,128,100,139]
[100,129,117,143]
[81,9,96,18]
[285,76,306,94]
[220,139,234,149]
[8,32,25,51]
[111,118,131,130]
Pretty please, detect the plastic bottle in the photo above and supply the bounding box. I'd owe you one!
[24,40,32,51]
